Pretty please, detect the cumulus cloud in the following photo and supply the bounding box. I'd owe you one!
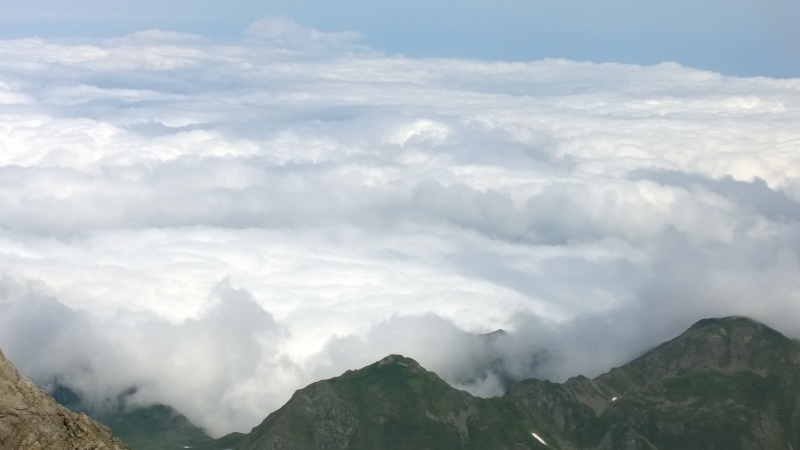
[0,277,297,436]
[0,18,800,436]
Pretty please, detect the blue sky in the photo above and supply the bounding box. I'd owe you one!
[1,0,798,77]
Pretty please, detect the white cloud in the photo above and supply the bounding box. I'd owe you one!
[0,19,800,436]
[245,16,363,49]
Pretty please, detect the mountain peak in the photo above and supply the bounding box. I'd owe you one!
[376,353,420,367]
[689,315,765,331]
[102,315,800,450]
[680,315,796,360]
[596,315,800,395]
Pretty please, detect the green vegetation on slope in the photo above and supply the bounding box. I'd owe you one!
[57,316,800,450]
[102,404,215,450]
[230,317,800,450]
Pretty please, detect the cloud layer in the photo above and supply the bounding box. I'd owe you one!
[2,0,799,77]
[1,18,800,436]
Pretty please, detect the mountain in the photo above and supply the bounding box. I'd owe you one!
[0,348,130,450]
[101,404,216,450]
[49,383,214,450]
[235,354,548,450]
[24,315,799,449]
[214,316,800,450]
[508,316,800,449]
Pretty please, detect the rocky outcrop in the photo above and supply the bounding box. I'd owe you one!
[0,348,129,450]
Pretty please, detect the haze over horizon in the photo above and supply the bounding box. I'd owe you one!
[0,6,799,438]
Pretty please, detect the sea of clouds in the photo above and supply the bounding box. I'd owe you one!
[1,17,799,436]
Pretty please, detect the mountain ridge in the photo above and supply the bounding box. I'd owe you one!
[6,315,798,450]
[220,315,800,450]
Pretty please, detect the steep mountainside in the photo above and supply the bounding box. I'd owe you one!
[100,404,214,450]
[50,383,214,450]
[0,348,130,450]
[28,316,798,449]
[508,316,800,449]
[215,316,800,450]
[235,354,546,450]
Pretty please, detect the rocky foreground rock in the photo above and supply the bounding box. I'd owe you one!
[0,348,129,450]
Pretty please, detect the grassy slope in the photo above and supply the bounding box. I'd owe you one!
[75,316,800,450]
[232,317,800,450]
[102,404,216,450]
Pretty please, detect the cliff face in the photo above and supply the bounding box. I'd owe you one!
[0,349,130,450]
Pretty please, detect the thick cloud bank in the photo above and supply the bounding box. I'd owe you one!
[1,18,799,436]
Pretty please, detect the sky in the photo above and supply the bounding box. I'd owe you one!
[0,2,800,439]
[0,0,799,77]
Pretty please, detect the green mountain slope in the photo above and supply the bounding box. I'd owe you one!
[49,383,215,450]
[52,316,799,449]
[224,316,800,450]
[585,316,800,449]
[101,404,215,450]
[236,355,548,449]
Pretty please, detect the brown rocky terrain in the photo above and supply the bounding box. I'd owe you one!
[0,348,130,450]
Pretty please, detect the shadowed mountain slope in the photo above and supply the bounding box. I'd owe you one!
[49,383,215,450]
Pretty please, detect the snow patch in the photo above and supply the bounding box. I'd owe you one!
[532,432,548,446]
